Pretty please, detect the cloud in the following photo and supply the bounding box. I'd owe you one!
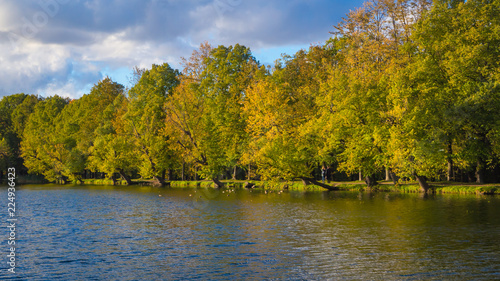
[0,0,365,98]
[0,40,103,99]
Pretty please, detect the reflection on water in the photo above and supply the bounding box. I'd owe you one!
[0,185,499,280]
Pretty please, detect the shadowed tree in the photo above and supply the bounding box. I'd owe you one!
[0,93,41,174]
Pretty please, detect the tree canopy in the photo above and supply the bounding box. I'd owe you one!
[2,0,499,190]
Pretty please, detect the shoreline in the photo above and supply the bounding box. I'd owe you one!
[45,179,500,195]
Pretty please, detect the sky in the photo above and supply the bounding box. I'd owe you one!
[0,0,365,99]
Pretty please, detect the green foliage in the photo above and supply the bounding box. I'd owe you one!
[45,78,125,182]
[315,0,431,181]
[243,46,332,182]
[4,0,500,187]
[126,63,181,183]
[88,94,139,180]
[0,93,41,171]
[198,44,258,178]
[19,78,126,183]
[0,137,11,170]
[21,96,69,182]
[388,0,500,183]
[166,43,260,182]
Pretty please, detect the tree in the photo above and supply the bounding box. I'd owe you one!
[24,77,125,183]
[243,46,336,189]
[0,138,11,175]
[21,78,125,183]
[55,77,126,183]
[0,93,41,174]
[88,94,139,184]
[11,94,41,138]
[317,0,432,187]
[21,96,69,182]
[126,63,181,186]
[165,43,260,187]
[388,0,500,188]
[440,0,500,183]
[387,68,450,191]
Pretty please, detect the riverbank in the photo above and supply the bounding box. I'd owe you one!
[78,178,499,195]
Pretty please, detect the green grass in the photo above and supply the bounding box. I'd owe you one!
[435,185,498,194]
[72,178,499,195]
[82,179,129,185]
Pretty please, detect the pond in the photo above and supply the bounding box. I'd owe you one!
[1,185,499,280]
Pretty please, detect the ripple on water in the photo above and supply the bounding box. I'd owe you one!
[0,186,498,280]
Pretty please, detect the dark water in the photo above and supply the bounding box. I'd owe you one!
[0,185,499,280]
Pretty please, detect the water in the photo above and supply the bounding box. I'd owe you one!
[1,185,499,280]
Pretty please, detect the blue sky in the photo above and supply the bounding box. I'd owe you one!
[0,0,365,99]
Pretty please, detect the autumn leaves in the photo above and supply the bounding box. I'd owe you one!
[3,0,499,189]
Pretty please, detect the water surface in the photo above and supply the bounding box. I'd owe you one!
[1,185,499,280]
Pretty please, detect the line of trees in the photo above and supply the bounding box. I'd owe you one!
[1,0,499,191]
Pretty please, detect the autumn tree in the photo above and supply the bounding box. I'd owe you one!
[88,94,139,184]
[165,43,259,187]
[126,63,181,186]
[388,0,500,188]
[316,0,431,187]
[20,78,125,183]
[433,0,500,183]
[243,46,336,189]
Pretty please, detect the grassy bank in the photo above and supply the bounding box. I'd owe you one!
[77,178,500,195]
[173,180,499,195]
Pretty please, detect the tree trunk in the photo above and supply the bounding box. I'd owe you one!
[358,170,362,181]
[111,173,118,185]
[298,177,338,191]
[389,170,399,185]
[415,174,430,193]
[58,176,69,185]
[74,176,83,185]
[301,177,311,186]
[181,161,185,181]
[244,182,255,189]
[118,170,133,185]
[232,166,237,180]
[447,160,453,181]
[247,164,251,180]
[447,140,454,181]
[385,167,390,181]
[365,175,378,188]
[152,176,165,187]
[166,169,171,181]
[476,160,485,184]
[153,171,166,187]
[212,176,224,188]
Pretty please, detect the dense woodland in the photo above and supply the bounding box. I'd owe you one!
[1,0,499,192]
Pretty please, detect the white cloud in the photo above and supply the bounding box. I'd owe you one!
[0,0,366,98]
[40,80,86,99]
